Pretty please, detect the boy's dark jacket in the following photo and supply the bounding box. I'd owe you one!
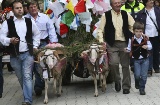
[131,37,148,59]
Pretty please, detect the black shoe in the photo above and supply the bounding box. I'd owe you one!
[34,87,42,96]
[135,86,139,89]
[123,89,130,94]
[148,70,152,77]
[0,94,2,98]
[139,89,146,95]
[22,102,31,105]
[130,66,134,73]
[155,70,160,73]
[8,69,14,72]
[135,84,139,89]
[135,80,139,89]
[115,82,121,92]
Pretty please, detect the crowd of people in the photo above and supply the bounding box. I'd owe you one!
[0,1,58,105]
[96,0,160,96]
[0,0,159,105]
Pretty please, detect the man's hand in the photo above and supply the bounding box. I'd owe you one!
[124,48,130,52]
[142,45,148,49]
[33,48,38,53]
[10,37,19,45]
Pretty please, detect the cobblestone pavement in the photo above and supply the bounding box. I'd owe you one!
[1,67,160,105]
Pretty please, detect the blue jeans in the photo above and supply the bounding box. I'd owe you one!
[134,57,149,90]
[10,52,34,104]
[0,56,3,94]
[34,41,47,90]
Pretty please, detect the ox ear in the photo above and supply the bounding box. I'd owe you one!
[99,50,104,53]
[35,51,45,63]
[53,50,60,60]
[100,52,107,58]
[98,45,103,50]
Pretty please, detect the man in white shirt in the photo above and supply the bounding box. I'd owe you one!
[0,1,40,105]
[25,1,58,96]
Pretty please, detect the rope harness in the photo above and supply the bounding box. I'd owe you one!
[89,50,99,74]
[42,52,55,80]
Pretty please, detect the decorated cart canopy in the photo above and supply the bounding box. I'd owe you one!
[43,0,111,58]
[44,0,111,38]
[0,0,111,58]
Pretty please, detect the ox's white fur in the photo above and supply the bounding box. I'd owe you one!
[38,49,66,104]
[81,44,109,97]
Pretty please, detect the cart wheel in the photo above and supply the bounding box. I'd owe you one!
[106,70,114,84]
[62,62,72,85]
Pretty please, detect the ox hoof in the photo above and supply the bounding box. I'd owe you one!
[44,99,48,104]
[102,87,106,92]
[94,94,98,97]
[99,85,102,88]
[57,94,61,97]
[53,90,57,94]
[102,85,106,92]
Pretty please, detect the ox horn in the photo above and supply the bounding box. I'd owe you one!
[35,51,45,63]
[53,50,60,60]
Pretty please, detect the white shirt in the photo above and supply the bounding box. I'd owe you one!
[127,36,152,59]
[25,12,58,43]
[0,16,40,52]
[145,8,158,37]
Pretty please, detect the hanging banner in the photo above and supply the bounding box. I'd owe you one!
[78,12,91,25]
[74,0,86,14]
[61,10,75,27]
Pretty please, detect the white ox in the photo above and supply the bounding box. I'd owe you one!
[37,49,67,104]
[81,44,109,97]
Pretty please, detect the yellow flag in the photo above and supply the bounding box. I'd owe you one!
[66,0,75,15]
[44,9,49,14]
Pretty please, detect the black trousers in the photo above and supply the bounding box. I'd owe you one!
[2,62,14,72]
[149,36,159,71]
[0,56,3,94]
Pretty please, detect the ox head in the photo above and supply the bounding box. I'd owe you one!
[37,49,60,69]
[88,44,104,64]
[80,43,107,73]
[80,44,105,72]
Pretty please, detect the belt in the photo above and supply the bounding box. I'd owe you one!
[40,39,47,42]
[134,57,148,60]
[115,40,125,42]
[19,51,28,54]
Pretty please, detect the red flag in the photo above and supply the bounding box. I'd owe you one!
[93,25,97,31]
[74,0,86,14]
[46,9,53,14]
[60,23,69,35]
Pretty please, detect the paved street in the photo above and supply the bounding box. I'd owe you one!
[1,66,160,105]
